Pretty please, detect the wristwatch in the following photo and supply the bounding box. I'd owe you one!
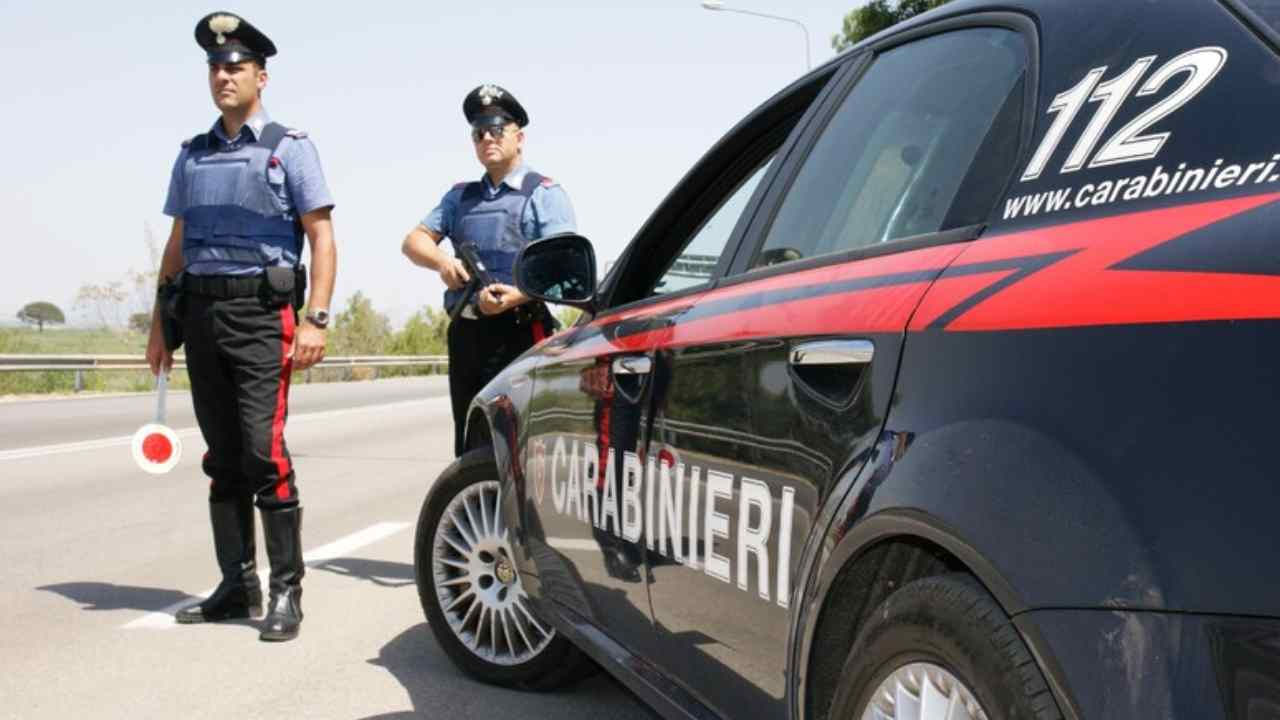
[305,309,330,329]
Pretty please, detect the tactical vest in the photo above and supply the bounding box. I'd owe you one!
[443,172,544,312]
[181,122,303,276]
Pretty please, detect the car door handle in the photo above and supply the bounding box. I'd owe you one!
[612,356,653,376]
[789,340,874,366]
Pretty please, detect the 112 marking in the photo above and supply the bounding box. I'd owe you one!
[1021,47,1227,182]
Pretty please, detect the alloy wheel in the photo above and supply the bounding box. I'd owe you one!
[432,480,555,666]
[861,662,988,720]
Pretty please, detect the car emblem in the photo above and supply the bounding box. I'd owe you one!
[495,559,516,585]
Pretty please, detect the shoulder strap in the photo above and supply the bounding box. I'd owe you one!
[256,122,306,250]
[186,132,213,152]
[518,171,545,197]
[516,172,547,239]
[459,181,485,203]
[258,122,291,156]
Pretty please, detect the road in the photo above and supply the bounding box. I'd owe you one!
[0,377,655,719]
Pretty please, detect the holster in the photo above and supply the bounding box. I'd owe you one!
[262,264,307,310]
[157,274,185,352]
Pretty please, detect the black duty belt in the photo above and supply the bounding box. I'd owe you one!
[182,274,262,299]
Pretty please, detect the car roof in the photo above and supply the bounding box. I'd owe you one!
[824,0,1221,67]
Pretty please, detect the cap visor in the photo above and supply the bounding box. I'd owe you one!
[471,113,513,127]
[207,49,263,64]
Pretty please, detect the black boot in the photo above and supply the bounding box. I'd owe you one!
[177,498,262,623]
[259,506,304,642]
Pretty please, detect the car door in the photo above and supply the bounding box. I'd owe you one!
[642,20,1036,719]
[518,69,841,667]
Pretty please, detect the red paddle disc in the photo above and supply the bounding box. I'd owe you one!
[132,423,182,474]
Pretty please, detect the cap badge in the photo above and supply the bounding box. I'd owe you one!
[478,84,504,106]
[208,14,240,45]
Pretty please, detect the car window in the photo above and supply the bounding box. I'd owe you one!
[748,27,1028,270]
[650,156,775,296]
[1240,0,1280,32]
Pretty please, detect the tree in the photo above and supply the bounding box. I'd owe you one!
[74,281,129,329]
[73,224,162,330]
[128,312,151,334]
[328,291,392,356]
[387,306,450,355]
[17,301,66,331]
[832,0,950,52]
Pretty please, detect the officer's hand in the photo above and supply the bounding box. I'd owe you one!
[440,258,471,291]
[293,322,327,371]
[478,283,526,316]
[146,323,173,376]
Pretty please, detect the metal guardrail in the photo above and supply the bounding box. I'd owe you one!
[0,354,449,391]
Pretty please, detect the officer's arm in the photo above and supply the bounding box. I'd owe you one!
[290,208,334,371]
[403,225,471,289]
[402,224,449,270]
[151,220,185,327]
[301,208,336,318]
[146,219,186,374]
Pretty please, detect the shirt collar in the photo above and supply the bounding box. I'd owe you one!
[210,109,271,144]
[481,163,529,193]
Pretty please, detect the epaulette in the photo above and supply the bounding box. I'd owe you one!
[181,135,198,148]
[540,176,558,188]
[453,181,469,190]
[285,128,308,139]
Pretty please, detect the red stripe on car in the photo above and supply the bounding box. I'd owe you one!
[932,192,1280,331]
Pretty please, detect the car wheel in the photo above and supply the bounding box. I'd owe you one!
[414,448,594,690]
[828,573,1061,720]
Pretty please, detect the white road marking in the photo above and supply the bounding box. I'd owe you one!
[123,521,411,630]
[0,397,448,462]
[545,537,602,552]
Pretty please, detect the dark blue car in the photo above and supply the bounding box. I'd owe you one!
[414,1,1280,717]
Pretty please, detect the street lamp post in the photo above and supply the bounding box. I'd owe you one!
[701,0,812,71]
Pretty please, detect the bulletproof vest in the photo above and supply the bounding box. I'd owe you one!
[180,122,303,276]
[443,171,544,312]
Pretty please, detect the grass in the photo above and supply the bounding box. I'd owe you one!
[0,327,443,397]
[0,328,152,395]
[0,327,147,355]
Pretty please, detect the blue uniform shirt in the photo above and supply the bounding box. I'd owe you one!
[163,110,334,227]
[422,164,576,242]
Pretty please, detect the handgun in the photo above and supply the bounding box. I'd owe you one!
[448,243,498,322]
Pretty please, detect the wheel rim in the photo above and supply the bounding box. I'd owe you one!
[432,480,555,665]
[860,662,989,720]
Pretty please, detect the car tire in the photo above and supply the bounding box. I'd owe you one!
[414,447,595,691]
[828,573,1061,720]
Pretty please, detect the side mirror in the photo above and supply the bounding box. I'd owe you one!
[515,233,598,310]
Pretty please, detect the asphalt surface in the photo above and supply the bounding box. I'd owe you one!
[0,377,656,719]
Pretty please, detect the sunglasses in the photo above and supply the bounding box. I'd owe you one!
[471,125,513,143]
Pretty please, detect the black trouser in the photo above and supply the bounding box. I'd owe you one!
[446,308,548,457]
[184,294,299,509]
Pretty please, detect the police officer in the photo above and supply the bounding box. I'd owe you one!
[402,84,576,457]
[145,12,336,642]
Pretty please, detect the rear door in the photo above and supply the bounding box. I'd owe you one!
[642,19,1036,718]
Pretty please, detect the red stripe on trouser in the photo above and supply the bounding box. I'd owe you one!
[271,307,294,500]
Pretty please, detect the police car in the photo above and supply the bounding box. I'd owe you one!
[413,1,1280,717]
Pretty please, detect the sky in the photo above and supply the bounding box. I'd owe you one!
[0,1,856,328]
